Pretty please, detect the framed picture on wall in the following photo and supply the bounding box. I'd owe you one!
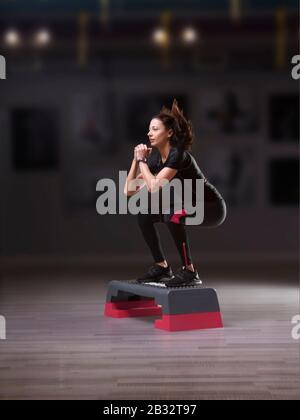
[11,108,60,171]
[200,90,259,136]
[125,94,189,145]
[71,92,116,158]
[64,92,117,211]
[268,94,299,143]
[269,158,299,206]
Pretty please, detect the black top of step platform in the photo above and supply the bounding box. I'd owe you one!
[126,280,204,290]
[106,280,220,314]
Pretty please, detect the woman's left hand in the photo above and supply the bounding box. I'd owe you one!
[135,144,149,161]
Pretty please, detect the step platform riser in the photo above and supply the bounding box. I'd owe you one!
[104,300,162,318]
[104,281,223,332]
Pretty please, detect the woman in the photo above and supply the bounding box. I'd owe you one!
[124,99,227,287]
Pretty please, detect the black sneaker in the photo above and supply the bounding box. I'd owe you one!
[136,264,173,284]
[164,267,202,287]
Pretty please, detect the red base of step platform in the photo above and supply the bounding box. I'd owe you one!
[154,311,223,332]
[104,300,223,331]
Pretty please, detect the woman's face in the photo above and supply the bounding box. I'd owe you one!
[147,118,172,148]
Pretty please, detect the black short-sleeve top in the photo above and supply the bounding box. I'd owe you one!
[147,147,223,202]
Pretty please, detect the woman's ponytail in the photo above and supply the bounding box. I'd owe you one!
[170,99,194,151]
[154,99,195,151]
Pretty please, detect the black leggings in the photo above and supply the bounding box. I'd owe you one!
[137,198,227,267]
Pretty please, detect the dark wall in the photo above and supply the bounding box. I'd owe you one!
[0,72,298,261]
[0,2,298,262]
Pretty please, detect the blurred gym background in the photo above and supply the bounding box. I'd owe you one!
[0,0,299,402]
[0,0,298,269]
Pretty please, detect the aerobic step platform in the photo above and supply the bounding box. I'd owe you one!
[104,280,223,332]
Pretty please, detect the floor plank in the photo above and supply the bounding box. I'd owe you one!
[0,263,299,400]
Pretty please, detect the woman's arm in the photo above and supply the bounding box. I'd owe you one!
[136,143,178,193]
[124,146,148,197]
[138,162,177,193]
[124,159,144,197]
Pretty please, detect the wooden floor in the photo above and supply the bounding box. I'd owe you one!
[0,262,299,400]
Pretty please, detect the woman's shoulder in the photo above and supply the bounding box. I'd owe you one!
[164,147,195,170]
[173,147,192,166]
[163,146,186,170]
[169,146,189,161]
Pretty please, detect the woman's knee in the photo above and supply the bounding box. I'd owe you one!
[218,200,227,226]
[202,199,227,227]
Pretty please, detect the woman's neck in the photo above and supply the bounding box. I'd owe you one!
[158,142,171,163]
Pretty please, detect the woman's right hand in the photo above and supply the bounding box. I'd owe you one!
[134,145,152,162]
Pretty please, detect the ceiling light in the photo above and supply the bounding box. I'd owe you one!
[153,28,169,46]
[182,27,198,44]
[5,30,21,47]
[34,29,52,47]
